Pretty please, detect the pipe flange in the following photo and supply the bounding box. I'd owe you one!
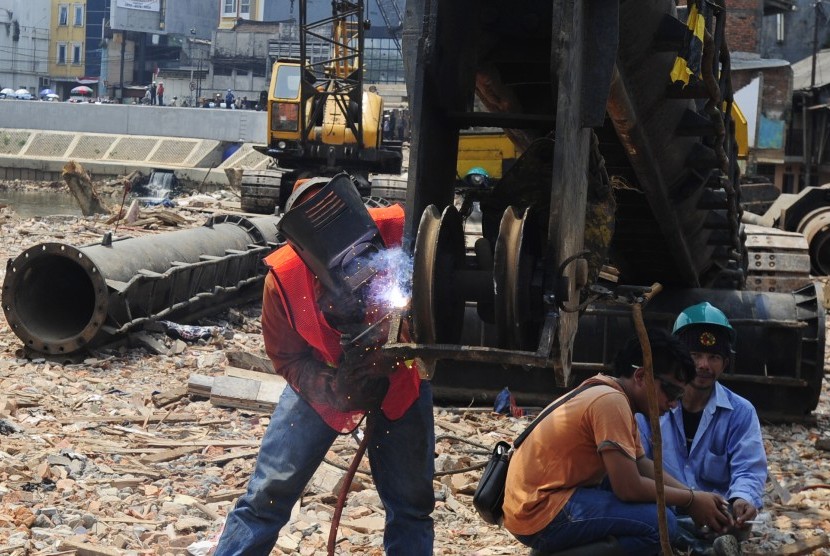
[2,243,109,354]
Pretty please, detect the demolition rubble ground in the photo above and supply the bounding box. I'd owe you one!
[1,179,829,555]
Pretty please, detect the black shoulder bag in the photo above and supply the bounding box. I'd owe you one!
[472,383,601,525]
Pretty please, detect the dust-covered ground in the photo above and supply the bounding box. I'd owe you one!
[0,179,829,555]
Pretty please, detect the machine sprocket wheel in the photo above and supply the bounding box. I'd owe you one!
[411,205,466,344]
[494,206,543,350]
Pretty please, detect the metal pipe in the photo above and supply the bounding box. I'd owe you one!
[797,207,830,274]
[2,214,282,355]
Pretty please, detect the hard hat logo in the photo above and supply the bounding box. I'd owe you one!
[673,302,735,361]
[699,331,717,347]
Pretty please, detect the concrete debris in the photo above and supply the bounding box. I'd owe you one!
[0,179,829,555]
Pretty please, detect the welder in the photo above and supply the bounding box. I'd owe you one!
[213,173,435,556]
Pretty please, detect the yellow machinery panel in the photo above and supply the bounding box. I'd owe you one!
[732,102,748,159]
[456,132,521,179]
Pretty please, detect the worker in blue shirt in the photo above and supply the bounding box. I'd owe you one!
[637,302,767,556]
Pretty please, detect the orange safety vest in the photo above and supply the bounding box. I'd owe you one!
[264,204,420,432]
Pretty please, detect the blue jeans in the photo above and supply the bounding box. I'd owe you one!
[513,483,678,555]
[214,381,435,556]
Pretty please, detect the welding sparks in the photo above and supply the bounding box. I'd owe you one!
[386,285,410,308]
[365,247,413,310]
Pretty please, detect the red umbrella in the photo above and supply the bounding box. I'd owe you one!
[70,85,93,95]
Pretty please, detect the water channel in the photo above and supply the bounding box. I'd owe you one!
[0,188,83,218]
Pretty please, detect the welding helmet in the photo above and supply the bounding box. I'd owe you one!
[672,302,735,359]
[464,166,490,188]
[277,173,387,298]
[284,176,329,214]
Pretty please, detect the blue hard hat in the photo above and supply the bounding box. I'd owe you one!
[465,166,489,178]
[673,302,736,358]
[464,166,490,187]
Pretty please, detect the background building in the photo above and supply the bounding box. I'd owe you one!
[108,0,219,101]
[48,0,90,97]
[762,0,826,63]
[219,0,266,29]
[0,0,51,94]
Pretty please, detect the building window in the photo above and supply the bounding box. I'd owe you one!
[59,4,69,26]
[72,43,82,65]
[223,0,250,17]
[776,13,785,43]
[74,4,84,26]
[57,43,67,64]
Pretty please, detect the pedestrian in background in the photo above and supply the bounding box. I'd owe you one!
[225,88,235,109]
[157,82,165,106]
[150,82,157,105]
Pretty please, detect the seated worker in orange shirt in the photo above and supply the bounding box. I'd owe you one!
[502,328,736,556]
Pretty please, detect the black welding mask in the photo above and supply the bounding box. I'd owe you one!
[277,173,387,302]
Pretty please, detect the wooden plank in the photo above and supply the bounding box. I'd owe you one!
[205,449,260,465]
[98,516,163,525]
[257,380,284,406]
[205,488,246,503]
[226,350,276,374]
[142,439,260,448]
[140,445,202,465]
[211,375,259,401]
[109,478,148,489]
[59,538,124,556]
[151,387,188,408]
[225,366,286,384]
[210,375,276,413]
[58,414,199,425]
[187,374,214,397]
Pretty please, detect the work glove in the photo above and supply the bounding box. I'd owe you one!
[332,368,390,412]
[293,357,388,412]
[340,343,400,377]
[293,359,338,406]
[329,343,400,412]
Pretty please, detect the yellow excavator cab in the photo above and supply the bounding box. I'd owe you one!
[267,62,302,143]
[267,60,383,148]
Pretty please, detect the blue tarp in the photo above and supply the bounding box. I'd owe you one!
[757,116,785,149]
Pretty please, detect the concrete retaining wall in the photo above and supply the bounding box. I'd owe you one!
[0,100,267,143]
